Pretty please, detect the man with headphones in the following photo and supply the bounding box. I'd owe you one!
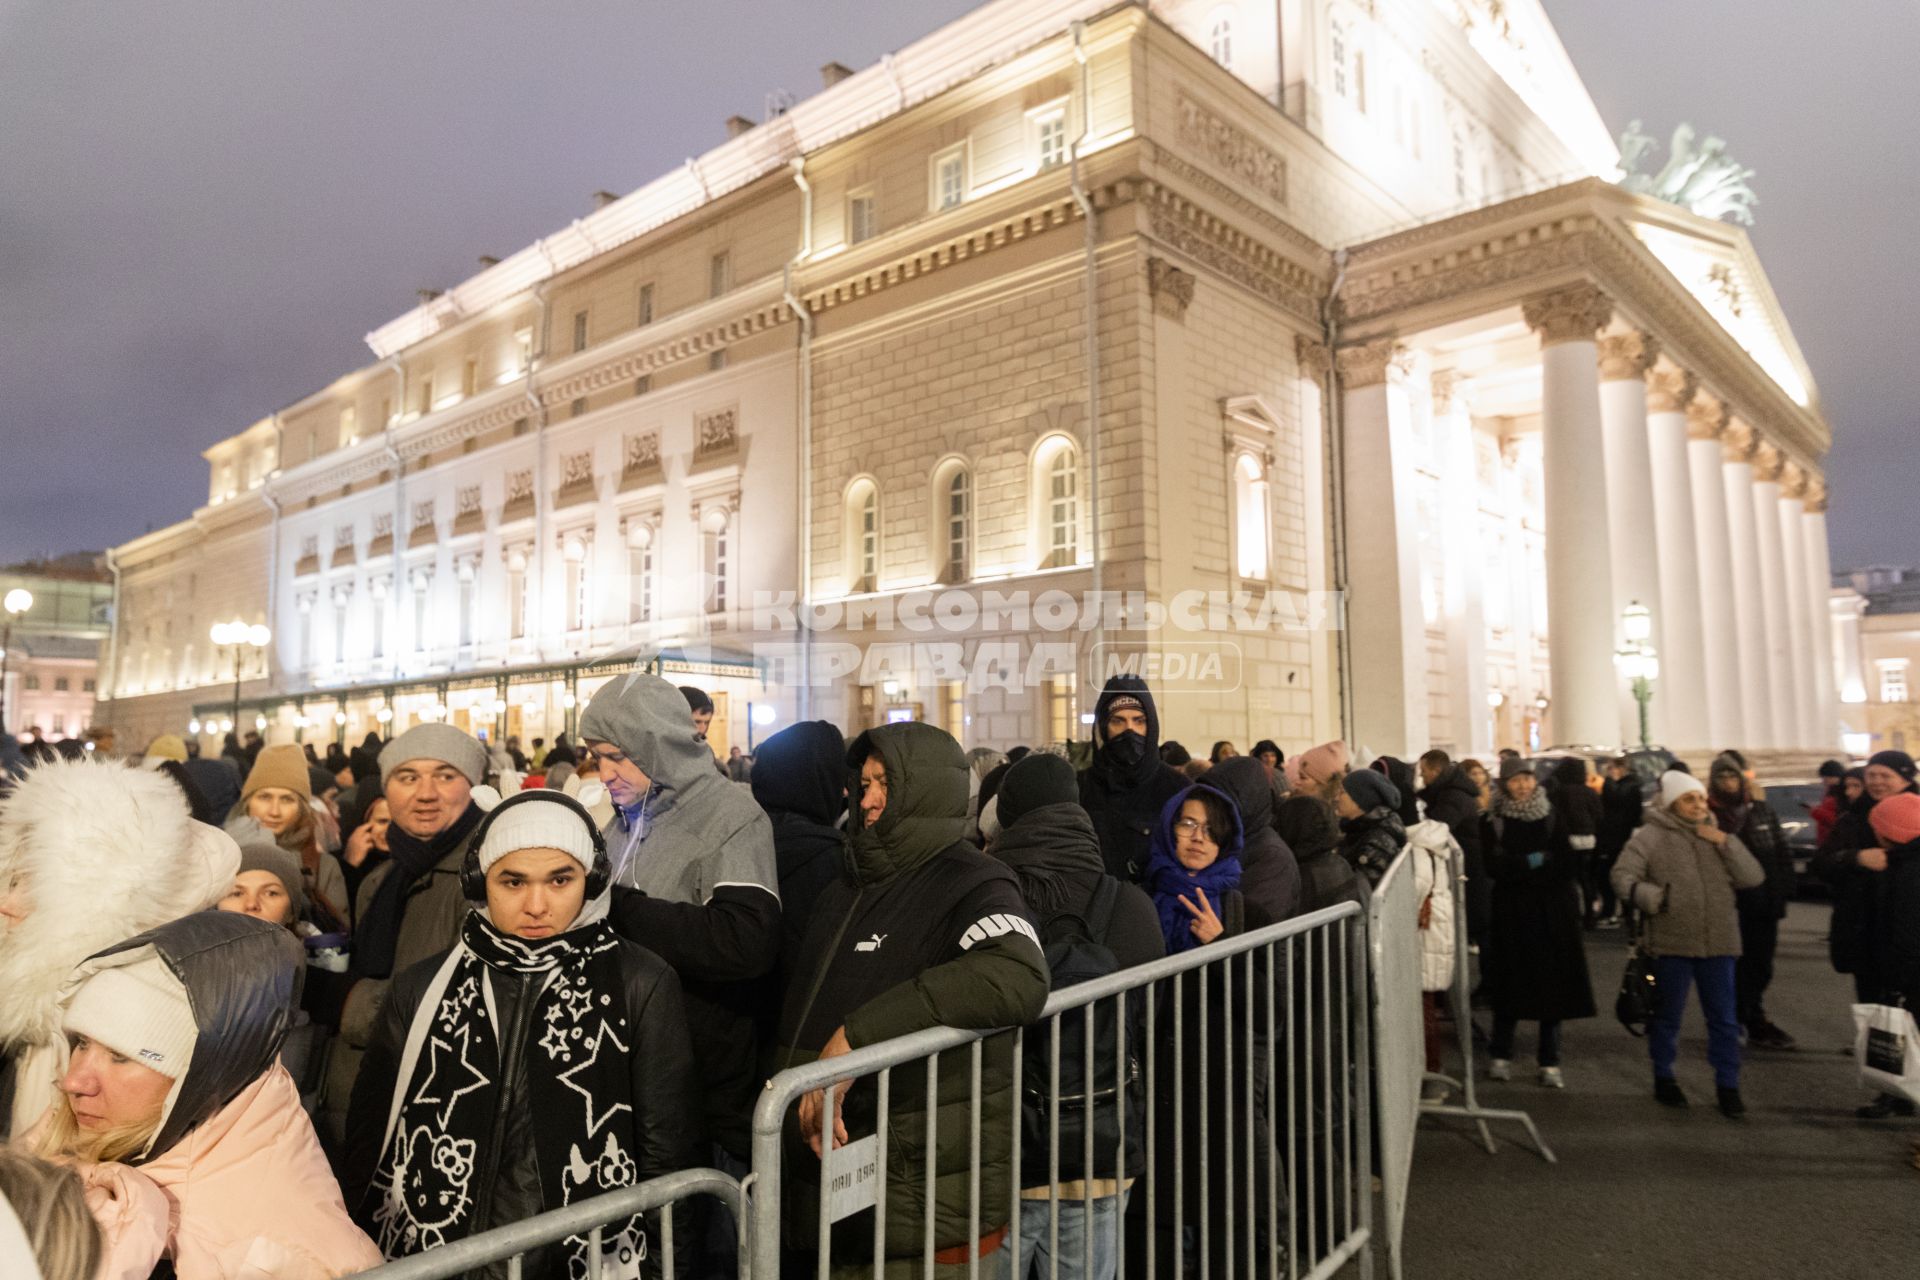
[340,787,701,1280]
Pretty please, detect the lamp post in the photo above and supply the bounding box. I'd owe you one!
[0,588,32,733]
[1615,600,1659,751]
[210,620,271,738]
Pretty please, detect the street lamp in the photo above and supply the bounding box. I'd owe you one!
[0,588,32,733]
[210,619,270,739]
[1614,601,1659,751]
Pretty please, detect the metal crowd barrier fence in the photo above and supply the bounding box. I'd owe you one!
[750,900,1373,1280]
[347,1167,745,1280]
[1415,843,1554,1163]
[1365,848,1422,1280]
[351,903,1375,1280]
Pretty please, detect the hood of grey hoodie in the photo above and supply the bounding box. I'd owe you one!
[577,671,778,903]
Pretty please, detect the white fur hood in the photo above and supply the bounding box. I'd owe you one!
[0,758,241,1048]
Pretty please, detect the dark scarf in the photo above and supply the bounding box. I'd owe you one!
[368,909,645,1275]
[351,803,481,980]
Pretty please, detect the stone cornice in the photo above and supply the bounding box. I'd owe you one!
[1598,331,1659,382]
[1336,339,1413,389]
[1335,181,1830,469]
[1141,181,1324,325]
[1646,364,1697,415]
[1522,283,1614,347]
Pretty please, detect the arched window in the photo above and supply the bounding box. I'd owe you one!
[1030,436,1081,570]
[931,462,971,584]
[1330,19,1348,98]
[846,479,880,594]
[1209,8,1234,69]
[1232,452,1270,582]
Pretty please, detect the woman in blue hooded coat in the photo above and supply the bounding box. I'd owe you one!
[1130,782,1260,1278]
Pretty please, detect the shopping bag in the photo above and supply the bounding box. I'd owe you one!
[1852,1002,1920,1103]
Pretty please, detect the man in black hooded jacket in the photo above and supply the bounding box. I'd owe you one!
[1076,675,1187,882]
[1418,750,1488,943]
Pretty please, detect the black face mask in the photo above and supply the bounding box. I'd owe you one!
[1104,729,1150,771]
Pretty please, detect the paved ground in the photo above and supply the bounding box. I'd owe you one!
[1400,901,1916,1280]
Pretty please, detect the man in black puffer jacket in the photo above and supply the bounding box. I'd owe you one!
[1208,756,1303,924]
[1707,757,1798,1050]
[1277,795,1368,915]
[1548,757,1604,926]
[1077,676,1188,882]
[1418,750,1488,944]
[750,719,848,957]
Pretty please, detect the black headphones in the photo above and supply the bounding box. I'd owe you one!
[461,788,612,903]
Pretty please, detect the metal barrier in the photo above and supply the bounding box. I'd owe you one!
[1416,843,1554,1163]
[345,1167,745,1279]
[1365,849,1422,1280]
[348,903,1376,1280]
[750,901,1373,1280]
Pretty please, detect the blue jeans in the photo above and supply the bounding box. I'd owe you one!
[1649,954,1742,1089]
[1000,1189,1129,1280]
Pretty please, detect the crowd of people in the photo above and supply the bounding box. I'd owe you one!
[0,672,1912,1279]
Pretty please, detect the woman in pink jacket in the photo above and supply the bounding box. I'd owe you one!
[22,910,381,1279]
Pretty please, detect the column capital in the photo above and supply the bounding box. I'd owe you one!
[1522,283,1614,348]
[1646,364,1698,415]
[1804,478,1829,513]
[1686,392,1730,442]
[1431,369,1474,415]
[1597,331,1660,382]
[1719,418,1758,464]
[1779,462,1810,500]
[1336,339,1414,389]
[1295,336,1332,380]
[1751,440,1785,483]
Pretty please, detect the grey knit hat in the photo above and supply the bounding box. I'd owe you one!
[378,724,490,786]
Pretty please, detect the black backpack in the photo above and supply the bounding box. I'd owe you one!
[1020,876,1144,1185]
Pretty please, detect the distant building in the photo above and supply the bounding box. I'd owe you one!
[1831,566,1920,758]
[0,554,112,743]
[100,0,1837,763]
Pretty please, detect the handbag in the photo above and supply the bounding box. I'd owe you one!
[1614,927,1659,1037]
[1852,1000,1920,1103]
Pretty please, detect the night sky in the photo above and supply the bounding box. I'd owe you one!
[3,1,1913,568]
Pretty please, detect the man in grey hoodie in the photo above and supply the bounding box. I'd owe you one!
[577,672,781,1167]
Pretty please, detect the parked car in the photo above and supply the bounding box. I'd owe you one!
[1528,746,1679,806]
[1759,779,1828,895]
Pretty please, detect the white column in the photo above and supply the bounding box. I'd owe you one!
[1831,588,1868,716]
[1524,286,1618,749]
[1337,340,1429,758]
[1645,367,1712,750]
[1686,395,1747,746]
[1721,425,1777,748]
[1806,495,1845,746]
[1776,470,1819,747]
[1297,338,1340,743]
[1598,333,1666,746]
[1434,372,1491,755]
[1749,446,1797,747]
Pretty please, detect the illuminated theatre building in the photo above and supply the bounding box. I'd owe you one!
[102,0,1839,765]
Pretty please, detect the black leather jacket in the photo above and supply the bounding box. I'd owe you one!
[343,933,702,1280]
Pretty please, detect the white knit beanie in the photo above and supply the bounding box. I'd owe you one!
[475,788,603,877]
[1659,770,1706,809]
[62,955,198,1080]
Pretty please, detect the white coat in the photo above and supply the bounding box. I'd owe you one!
[1407,818,1461,993]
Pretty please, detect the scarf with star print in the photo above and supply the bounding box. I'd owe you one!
[366,908,648,1277]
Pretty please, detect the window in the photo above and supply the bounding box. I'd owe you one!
[54,677,69,692]
[462,357,479,397]
[508,553,529,640]
[708,252,731,299]
[515,327,534,372]
[1046,674,1076,745]
[848,192,877,244]
[339,406,357,447]
[1040,442,1080,568]
[847,481,879,593]
[1881,661,1910,704]
[380,397,393,429]
[1331,22,1348,97]
[371,597,386,660]
[933,145,968,211]
[1035,111,1068,171]
[412,580,430,653]
[23,675,39,691]
[702,513,731,614]
[1232,453,1270,581]
[418,375,434,416]
[627,524,655,624]
[458,574,476,647]
[82,678,95,693]
[634,374,651,397]
[50,713,64,736]
[1209,11,1234,69]
[333,598,349,663]
[943,679,966,743]
[943,467,971,583]
[564,537,590,632]
[572,310,589,354]
[637,282,655,326]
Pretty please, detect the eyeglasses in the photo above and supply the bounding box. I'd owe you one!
[1174,817,1215,841]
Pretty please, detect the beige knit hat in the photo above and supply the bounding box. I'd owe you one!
[62,955,198,1080]
[241,744,312,803]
